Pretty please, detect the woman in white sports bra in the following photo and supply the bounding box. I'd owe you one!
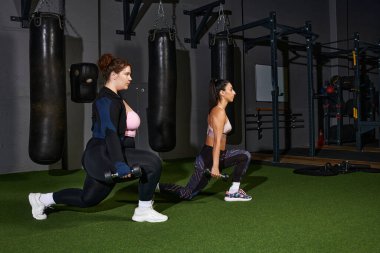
[158,79,252,201]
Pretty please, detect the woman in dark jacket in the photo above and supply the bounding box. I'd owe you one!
[28,54,167,223]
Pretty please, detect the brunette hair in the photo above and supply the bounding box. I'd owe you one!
[208,78,230,112]
[97,53,131,81]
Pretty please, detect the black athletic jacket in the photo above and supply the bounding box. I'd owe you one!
[91,87,128,173]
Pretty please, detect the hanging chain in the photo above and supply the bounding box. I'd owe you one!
[214,3,230,35]
[35,0,51,13]
[31,0,65,29]
[158,1,165,18]
[225,14,231,34]
[172,3,186,50]
[171,3,176,33]
[153,0,170,29]
[64,16,81,37]
[214,3,224,33]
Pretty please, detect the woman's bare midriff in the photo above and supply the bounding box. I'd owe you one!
[205,134,227,151]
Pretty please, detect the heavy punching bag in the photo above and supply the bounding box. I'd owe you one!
[147,28,177,152]
[29,12,66,164]
[210,34,235,135]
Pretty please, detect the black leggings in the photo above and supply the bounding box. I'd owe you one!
[53,148,162,207]
[159,145,251,200]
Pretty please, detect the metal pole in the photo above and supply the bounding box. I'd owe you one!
[98,0,102,58]
[378,40,380,147]
[353,33,362,150]
[336,79,343,145]
[122,0,130,40]
[241,0,247,150]
[305,22,315,156]
[270,12,279,163]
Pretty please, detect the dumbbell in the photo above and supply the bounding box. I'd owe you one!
[204,169,229,181]
[104,164,142,184]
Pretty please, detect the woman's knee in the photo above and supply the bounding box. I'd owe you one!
[235,150,251,163]
[244,151,251,162]
[141,153,162,174]
[150,154,162,172]
[179,190,194,200]
[80,196,102,208]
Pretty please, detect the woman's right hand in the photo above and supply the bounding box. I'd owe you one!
[115,162,132,178]
[210,166,221,178]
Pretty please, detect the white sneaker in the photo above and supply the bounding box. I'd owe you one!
[132,207,168,223]
[28,193,47,220]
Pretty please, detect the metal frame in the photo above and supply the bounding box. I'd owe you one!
[246,111,304,140]
[318,33,380,150]
[10,0,34,28]
[116,0,143,40]
[352,33,380,150]
[217,11,317,162]
[305,22,316,156]
[11,0,67,28]
[183,0,231,49]
[115,0,178,40]
[216,12,280,162]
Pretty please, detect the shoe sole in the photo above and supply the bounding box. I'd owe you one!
[28,193,47,220]
[132,216,168,223]
[224,197,252,202]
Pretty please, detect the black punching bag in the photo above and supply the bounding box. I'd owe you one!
[29,12,66,164]
[147,28,177,152]
[210,34,235,135]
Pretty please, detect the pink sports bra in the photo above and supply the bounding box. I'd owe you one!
[125,110,141,137]
[207,118,232,137]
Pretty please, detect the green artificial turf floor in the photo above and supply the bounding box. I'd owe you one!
[0,159,379,253]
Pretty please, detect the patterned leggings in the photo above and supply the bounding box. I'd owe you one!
[159,145,251,200]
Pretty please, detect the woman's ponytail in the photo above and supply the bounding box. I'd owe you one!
[208,79,230,112]
[209,79,218,112]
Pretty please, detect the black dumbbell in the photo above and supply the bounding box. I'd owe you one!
[204,169,229,181]
[105,165,142,184]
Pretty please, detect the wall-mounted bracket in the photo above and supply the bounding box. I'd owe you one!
[115,0,178,40]
[183,0,231,48]
[10,0,36,28]
[115,0,143,40]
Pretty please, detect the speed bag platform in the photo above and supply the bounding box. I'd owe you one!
[70,63,98,103]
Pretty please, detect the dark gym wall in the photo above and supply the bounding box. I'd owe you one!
[0,1,26,173]
[0,1,41,173]
[1,0,380,173]
[64,0,99,171]
[336,0,380,44]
